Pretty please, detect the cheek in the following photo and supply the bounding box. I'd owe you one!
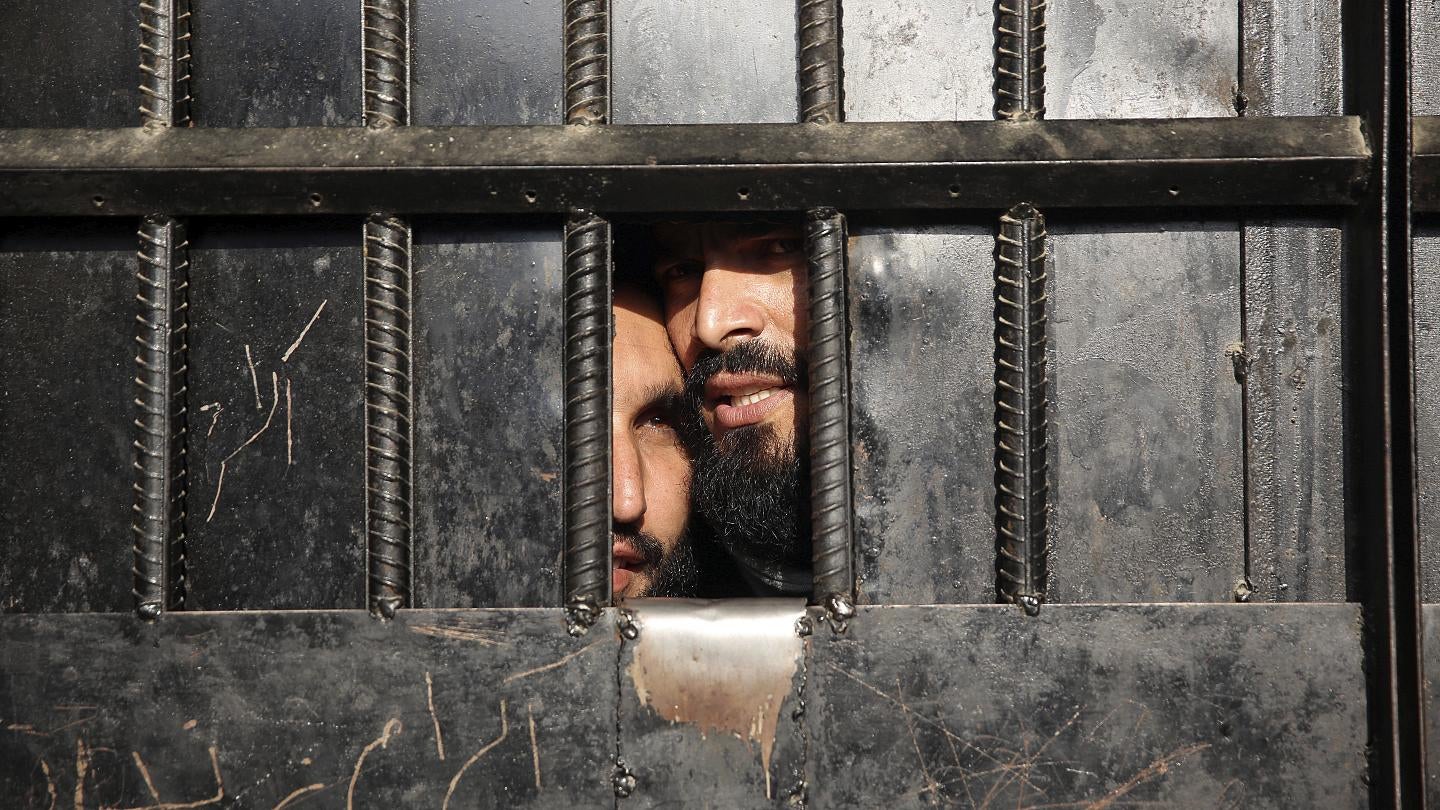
[665,304,699,368]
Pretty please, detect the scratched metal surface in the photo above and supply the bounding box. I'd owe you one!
[1046,223,1244,602]
[1239,0,1347,603]
[0,609,618,808]
[848,224,997,604]
[407,0,565,607]
[412,222,564,608]
[808,604,1367,808]
[0,1,135,128]
[1416,230,1440,600]
[189,0,361,127]
[610,0,798,124]
[0,223,136,613]
[185,220,365,610]
[1416,0,1440,115]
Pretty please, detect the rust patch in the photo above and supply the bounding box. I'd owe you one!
[625,598,806,798]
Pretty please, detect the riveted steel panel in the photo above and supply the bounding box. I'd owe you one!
[412,222,564,608]
[808,604,1367,809]
[185,220,365,609]
[1424,604,1440,805]
[0,223,136,614]
[0,609,617,808]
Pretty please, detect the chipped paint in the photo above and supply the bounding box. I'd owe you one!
[625,598,806,798]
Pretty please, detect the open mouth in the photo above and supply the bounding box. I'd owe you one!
[706,373,795,431]
[612,540,647,596]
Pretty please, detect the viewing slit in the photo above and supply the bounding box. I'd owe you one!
[362,0,414,618]
[562,0,612,626]
[132,0,194,618]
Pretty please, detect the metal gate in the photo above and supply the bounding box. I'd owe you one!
[0,0,1431,806]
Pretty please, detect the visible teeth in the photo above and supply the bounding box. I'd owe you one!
[734,388,778,407]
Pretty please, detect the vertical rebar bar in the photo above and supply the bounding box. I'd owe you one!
[563,0,611,631]
[362,0,414,618]
[132,0,193,619]
[992,0,1049,614]
[799,0,854,625]
[994,205,1049,614]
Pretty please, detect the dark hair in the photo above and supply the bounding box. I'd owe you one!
[611,222,659,297]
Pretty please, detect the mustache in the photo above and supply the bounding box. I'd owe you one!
[612,528,665,568]
[683,340,805,403]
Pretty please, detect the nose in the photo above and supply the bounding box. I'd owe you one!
[612,431,646,527]
[694,265,766,352]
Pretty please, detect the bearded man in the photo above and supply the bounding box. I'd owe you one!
[650,221,811,596]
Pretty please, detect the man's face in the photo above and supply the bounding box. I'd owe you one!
[652,222,809,444]
[612,286,696,599]
[652,221,811,572]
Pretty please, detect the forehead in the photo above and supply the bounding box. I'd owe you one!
[613,291,682,401]
[652,220,797,256]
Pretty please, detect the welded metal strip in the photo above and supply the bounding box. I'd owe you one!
[362,0,414,618]
[0,118,1371,215]
[132,216,190,618]
[562,0,611,631]
[993,205,1049,614]
[799,0,854,623]
[993,0,1045,121]
[132,0,193,618]
[991,0,1048,615]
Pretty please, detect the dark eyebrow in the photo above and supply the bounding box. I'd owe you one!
[637,381,684,418]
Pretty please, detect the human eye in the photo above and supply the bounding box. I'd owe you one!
[657,260,704,286]
[766,237,804,255]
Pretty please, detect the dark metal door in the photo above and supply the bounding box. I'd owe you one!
[0,0,1429,807]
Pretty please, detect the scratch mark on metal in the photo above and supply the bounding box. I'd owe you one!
[347,718,401,810]
[199,402,223,438]
[271,783,326,810]
[206,372,281,522]
[285,378,293,465]
[410,623,505,647]
[896,678,941,802]
[425,672,446,761]
[1083,743,1208,810]
[133,751,163,803]
[443,701,509,810]
[39,758,56,810]
[282,299,328,362]
[103,746,223,810]
[74,737,89,810]
[502,637,609,684]
[526,702,542,790]
[245,344,261,410]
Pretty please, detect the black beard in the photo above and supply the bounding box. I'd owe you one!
[618,528,698,598]
[681,341,811,572]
